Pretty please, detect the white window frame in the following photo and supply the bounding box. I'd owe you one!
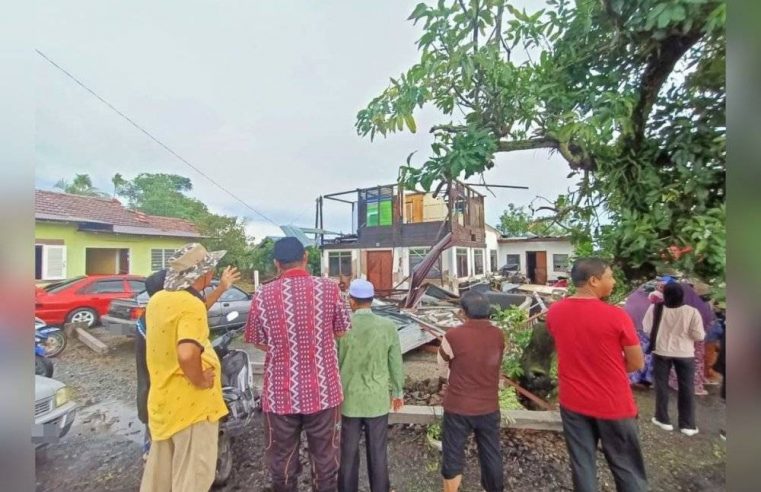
[39,244,67,281]
[473,249,485,276]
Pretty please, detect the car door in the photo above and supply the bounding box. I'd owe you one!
[81,279,132,315]
[203,286,225,329]
[217,287,251,328]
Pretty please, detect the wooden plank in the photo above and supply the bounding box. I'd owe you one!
[75,327,109,355]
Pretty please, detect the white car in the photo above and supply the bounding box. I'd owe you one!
[33,375,77,448]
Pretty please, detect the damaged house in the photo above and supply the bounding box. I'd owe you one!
[316,182,495,294]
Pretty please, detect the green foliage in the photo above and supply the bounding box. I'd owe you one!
[249,238,277,280]
[498,203,566,237]
[357,0,725,293]
[119,173,209,221]
[111,173,128,197]
[116,173,256,271]
[55,174,108,197]
[498,387,523,411]
[491,305,530,379]
[426,421,442,441]
[306,246,322,276]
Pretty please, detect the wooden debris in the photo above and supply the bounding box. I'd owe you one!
[74,326,109,355]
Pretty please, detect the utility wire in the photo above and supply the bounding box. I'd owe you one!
[36,49,279,227]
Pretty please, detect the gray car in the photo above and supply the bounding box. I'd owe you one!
[33,375,78,448]
[101,282,252,336]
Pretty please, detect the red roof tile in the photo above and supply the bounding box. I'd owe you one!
[35,190,200,237]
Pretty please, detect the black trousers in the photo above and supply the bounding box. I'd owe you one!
[441,410,503,492]
[653,355,696,429]
[560,407,647,492]
[264,406,341,492]
[338,414,389,492]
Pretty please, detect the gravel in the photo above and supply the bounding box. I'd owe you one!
[36,332,726,491]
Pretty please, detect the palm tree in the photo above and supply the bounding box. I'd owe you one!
[112,173,128,197]
[54,174,109,197]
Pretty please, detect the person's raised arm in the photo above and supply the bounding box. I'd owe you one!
[204,266,241,309]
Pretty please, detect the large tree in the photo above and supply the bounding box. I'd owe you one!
[356,0,725,287]
[117,173,255,271]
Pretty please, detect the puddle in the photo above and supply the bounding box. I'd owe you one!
[75,399,145,444]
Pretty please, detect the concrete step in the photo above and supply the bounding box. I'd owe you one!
[388,405,562,432]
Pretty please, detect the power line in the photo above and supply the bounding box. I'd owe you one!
[35,49,279,227]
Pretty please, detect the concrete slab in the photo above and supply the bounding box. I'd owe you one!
[389,405,563,432]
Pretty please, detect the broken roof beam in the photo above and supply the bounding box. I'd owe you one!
[404,232,455,308]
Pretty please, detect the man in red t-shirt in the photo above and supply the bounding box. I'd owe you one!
[546,258,647,492]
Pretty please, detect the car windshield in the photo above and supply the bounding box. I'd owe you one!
[43,277,86,293]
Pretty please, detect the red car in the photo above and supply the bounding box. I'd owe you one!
[35,275,146,327]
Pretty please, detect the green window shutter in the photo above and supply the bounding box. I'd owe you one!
[379,200,393,226]
[367,202,379,227]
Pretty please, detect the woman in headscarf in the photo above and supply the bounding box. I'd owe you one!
[644,283,705,436]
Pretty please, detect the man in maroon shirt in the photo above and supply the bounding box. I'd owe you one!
[546,258,647,492]
[245,237,351,492]
[438,291,505,492]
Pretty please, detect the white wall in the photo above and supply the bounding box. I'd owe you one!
[485,227,500,273]
[497,240,574,281]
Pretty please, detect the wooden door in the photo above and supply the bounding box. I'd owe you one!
[534,251,548,285]
[366,251,393,292]
[404,194,424,223]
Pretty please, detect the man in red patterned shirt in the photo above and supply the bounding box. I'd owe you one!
[245,237,351,492]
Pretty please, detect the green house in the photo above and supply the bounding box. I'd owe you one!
[35,189,201,281]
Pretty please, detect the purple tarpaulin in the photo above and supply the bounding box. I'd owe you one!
[623,281,715,392]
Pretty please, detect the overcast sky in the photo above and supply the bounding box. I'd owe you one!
[35,0,575,241]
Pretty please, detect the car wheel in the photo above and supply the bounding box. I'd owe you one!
[42,331,67,357]
[66,308,98,328]
[213,432,233,487]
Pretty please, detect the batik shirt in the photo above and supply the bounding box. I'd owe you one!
[244,269,351,414]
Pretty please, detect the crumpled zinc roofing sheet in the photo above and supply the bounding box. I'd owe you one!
[371,305,438,354]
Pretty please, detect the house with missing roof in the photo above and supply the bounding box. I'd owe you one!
[35,190,201,281]
[316,182,500,293]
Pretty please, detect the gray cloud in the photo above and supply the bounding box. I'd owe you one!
[35,0,573,242]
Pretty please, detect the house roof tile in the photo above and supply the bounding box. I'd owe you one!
[35,190,200,237]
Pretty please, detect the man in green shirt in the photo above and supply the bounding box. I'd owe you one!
[338,279,404,492]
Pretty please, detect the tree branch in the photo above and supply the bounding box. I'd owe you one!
[431,124,469,134]
[630,31,703,149]
[497,137,558,152]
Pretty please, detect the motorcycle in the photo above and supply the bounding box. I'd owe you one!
[35,317,67,358]
[35,341,54,378]
[211,311,261,486]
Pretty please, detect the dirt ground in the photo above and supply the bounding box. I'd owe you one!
[36,330,726,491]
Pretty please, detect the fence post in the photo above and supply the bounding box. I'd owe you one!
[253,270,260,291]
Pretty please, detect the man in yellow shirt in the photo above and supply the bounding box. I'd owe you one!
[140,243,229,492]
